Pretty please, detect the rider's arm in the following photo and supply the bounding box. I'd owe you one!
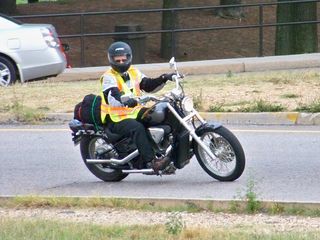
[140,74,172,93]
[101,75,123,106]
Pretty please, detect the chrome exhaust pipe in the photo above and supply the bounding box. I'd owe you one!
[87,145,172,165]
[165,145,173,155]
[86,149,139,164]
[122,169,154,174]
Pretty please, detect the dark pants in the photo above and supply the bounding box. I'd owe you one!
[108,117,154,164]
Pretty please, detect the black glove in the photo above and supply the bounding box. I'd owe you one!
[123,98,138,108]
[160,73,175,83]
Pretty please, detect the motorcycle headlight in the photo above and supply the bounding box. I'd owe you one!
[182,97,194,113]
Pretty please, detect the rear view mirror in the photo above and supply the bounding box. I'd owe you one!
[169,57,176,69]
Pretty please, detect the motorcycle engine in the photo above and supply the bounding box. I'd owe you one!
[148,128,164,144]
[95,143,118,159]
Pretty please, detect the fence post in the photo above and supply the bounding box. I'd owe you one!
[80,14,85,67]
[259,4,264,57]
[171,9,176,58]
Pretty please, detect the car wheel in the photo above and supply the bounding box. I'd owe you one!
[0,56,17,86]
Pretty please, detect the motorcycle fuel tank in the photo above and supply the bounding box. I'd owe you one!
[142,102,168,125]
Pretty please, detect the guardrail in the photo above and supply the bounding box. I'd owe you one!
[15,0,320,67]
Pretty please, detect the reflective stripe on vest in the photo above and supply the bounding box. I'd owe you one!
[100,66,142,123]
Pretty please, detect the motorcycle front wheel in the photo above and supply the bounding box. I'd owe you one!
[194,125,245,181]
[80,136,128,182]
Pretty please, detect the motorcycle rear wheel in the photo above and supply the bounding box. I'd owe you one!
[194,125,245,181]
[80,136,128,182]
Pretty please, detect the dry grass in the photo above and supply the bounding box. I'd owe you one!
[1,218,319,240]
[181,68,320,112]
[0,68,319,123]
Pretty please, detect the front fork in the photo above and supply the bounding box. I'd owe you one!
[166,103,221,160]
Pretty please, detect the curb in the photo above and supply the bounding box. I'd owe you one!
[47,112,320,125]
[59,53,320,80]
[200,112,320,125]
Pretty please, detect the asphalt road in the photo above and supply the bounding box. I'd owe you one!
[0,124,319,202]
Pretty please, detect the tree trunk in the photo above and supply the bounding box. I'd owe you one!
[217,0,244,19]
[276,0,318,55]
[160,0,179,59]
[0,0,16,14]
[28,0,39,3]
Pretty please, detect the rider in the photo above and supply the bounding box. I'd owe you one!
[100,41,174,172]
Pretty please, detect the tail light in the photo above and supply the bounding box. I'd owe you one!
[41,27,71,68]
[40,27,60,48]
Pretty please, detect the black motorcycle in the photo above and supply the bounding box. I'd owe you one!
[69,58,245,182]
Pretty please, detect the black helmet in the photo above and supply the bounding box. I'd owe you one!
[107,41,132,73]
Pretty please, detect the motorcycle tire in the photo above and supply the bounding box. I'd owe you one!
[194,125,245,181]
[80,136,128,182]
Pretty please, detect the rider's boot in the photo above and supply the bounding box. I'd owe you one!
[151,156,170,173]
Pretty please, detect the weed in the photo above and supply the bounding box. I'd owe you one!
[165,212,185,235]
[208,103,228,112]
[281,93,300,99]
[226,70,233,78]
[193,89,203,110]
[232,177,261,214]
[244,178,261,213]
[229,200,242,213]
[238,99,285,112]
[286,207,306,215]
[269,203,285,215]
[10,100,45,123]
[295,99,320,113]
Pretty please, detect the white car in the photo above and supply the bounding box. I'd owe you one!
[0,14,67,86]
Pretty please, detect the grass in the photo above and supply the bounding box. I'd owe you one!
[1,196,320,218]
[0,68,319,123]
[295,99,320,113]
[238,99,285,112]
[281,93,300,99]
[1,196,320,239]
[1,218,319,240]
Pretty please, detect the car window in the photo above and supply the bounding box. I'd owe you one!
[0,14,22,29]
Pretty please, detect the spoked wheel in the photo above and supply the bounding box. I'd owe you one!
[194,125,245,181]
[80,136,128,182]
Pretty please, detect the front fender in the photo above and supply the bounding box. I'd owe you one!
[195,122,222,136]
[192,122,222,150]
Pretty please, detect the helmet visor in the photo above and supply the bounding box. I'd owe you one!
[114,55,128,64]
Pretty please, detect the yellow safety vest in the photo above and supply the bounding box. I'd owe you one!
[100,66,142,123]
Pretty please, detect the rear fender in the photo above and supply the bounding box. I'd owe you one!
[69,119,97,145]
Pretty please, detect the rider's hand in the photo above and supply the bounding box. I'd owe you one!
[160,73,176,83]
[123,98,138,108]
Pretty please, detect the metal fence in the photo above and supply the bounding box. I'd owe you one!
[15,0,320,67]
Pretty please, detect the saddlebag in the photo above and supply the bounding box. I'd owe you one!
[74,94,102,127]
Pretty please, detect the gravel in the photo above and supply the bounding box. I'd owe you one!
[1,207,320,232]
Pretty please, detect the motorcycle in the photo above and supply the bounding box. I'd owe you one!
[69,58,245,182]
